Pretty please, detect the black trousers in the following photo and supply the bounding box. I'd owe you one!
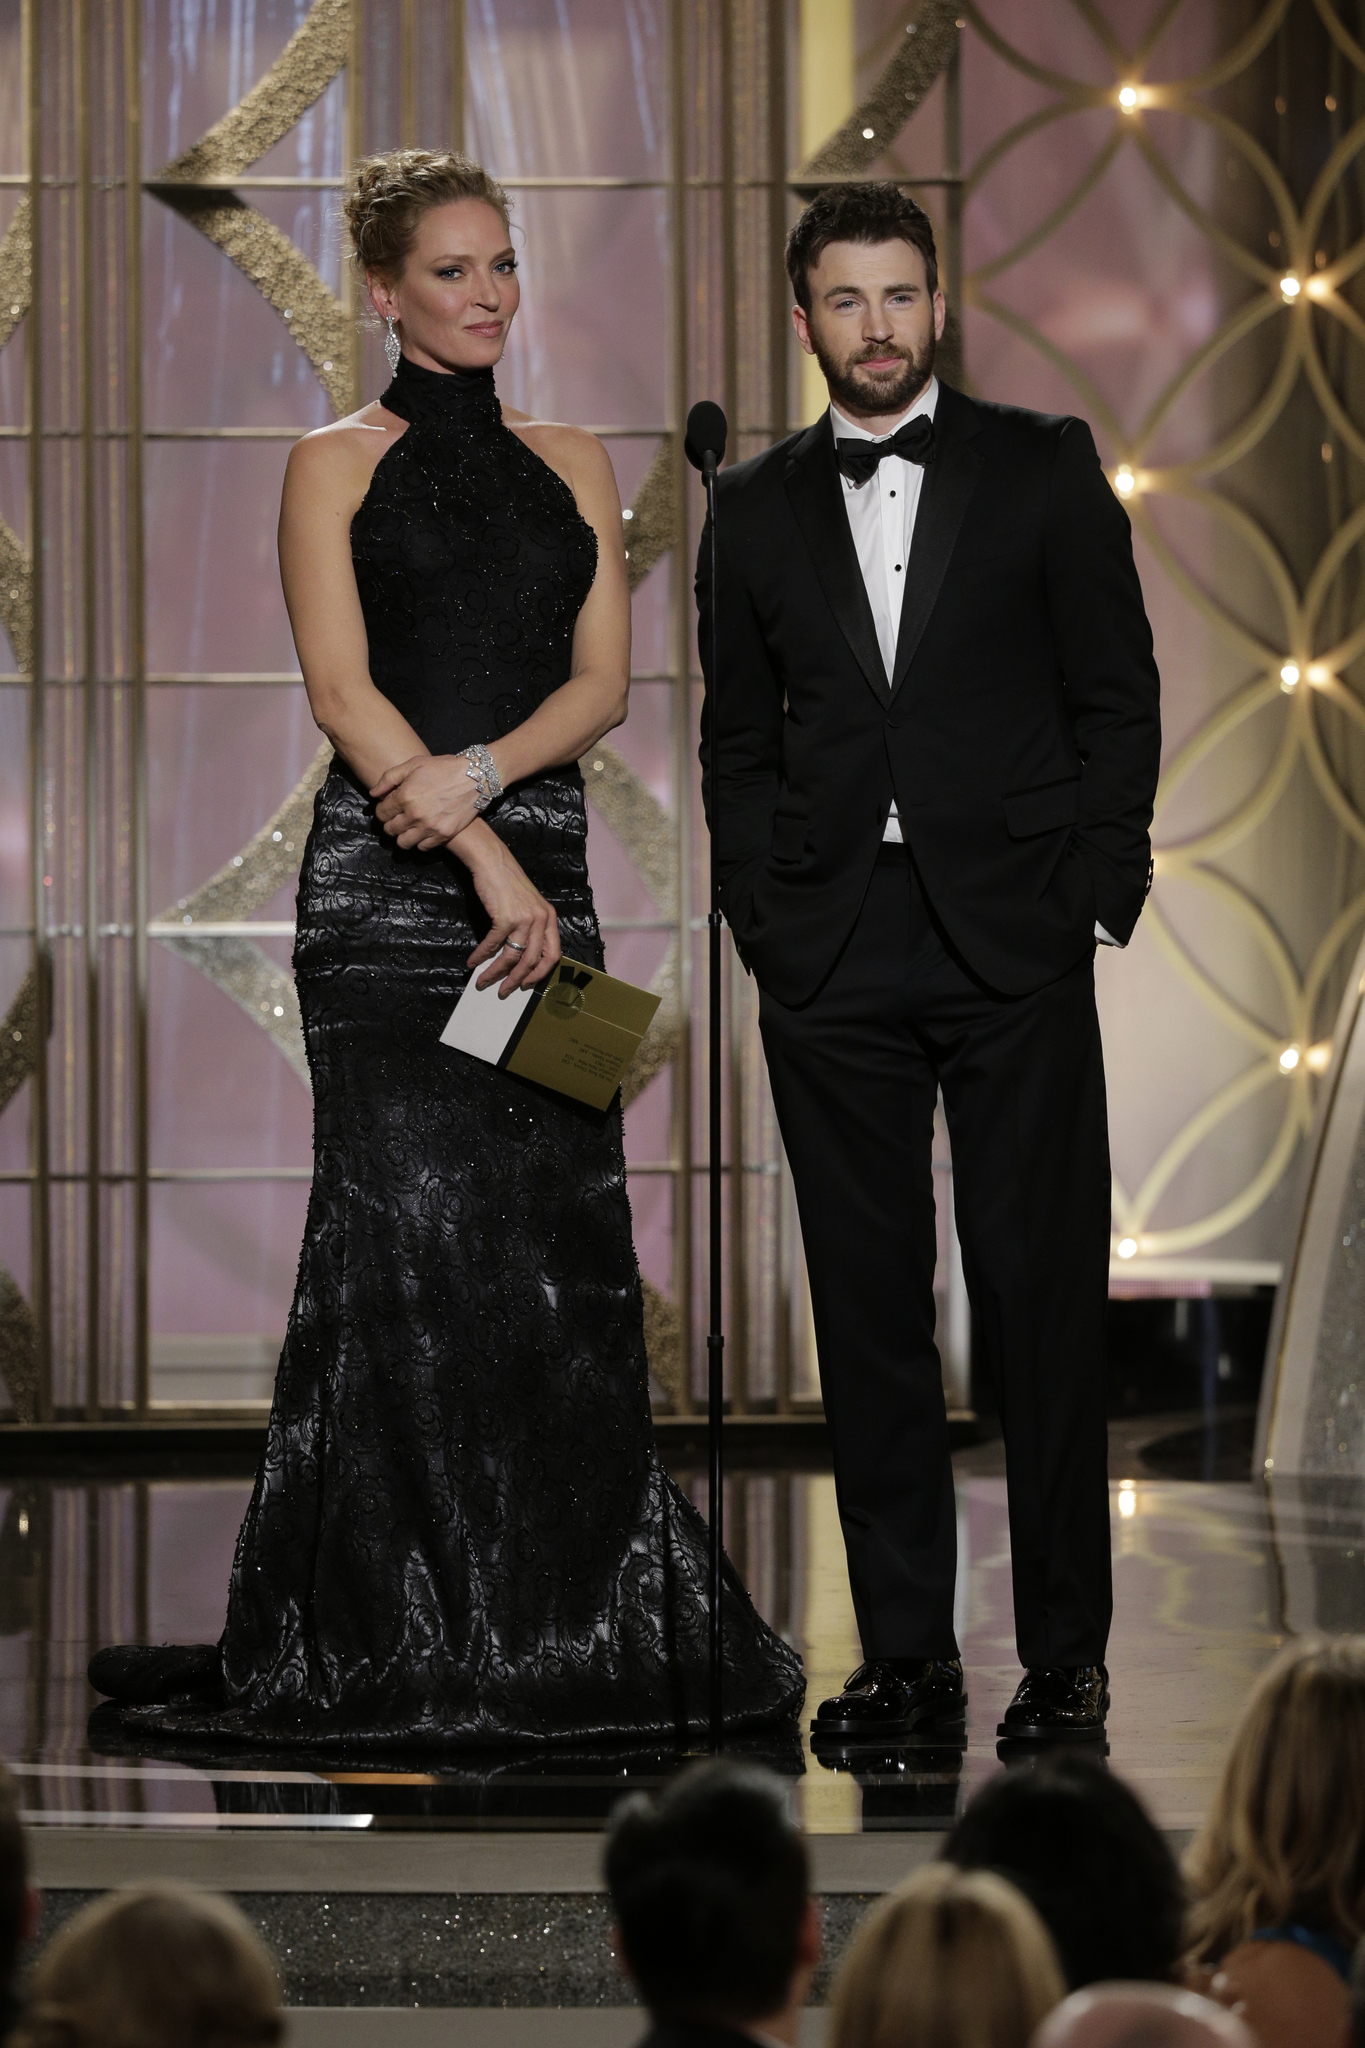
[758,845,1113,1670]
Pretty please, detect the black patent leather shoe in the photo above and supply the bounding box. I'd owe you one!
[812,1658,965,1741]
[997,1664,1109,1741]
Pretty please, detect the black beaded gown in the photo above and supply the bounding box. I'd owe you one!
[94,355,803,1751]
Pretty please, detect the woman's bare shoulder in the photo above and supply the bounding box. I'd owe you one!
[504,411,618,512]
[1210,1939,1348,2048]
[284,401,407,511]
[505,410,612,474]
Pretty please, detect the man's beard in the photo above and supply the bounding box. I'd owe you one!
[811,327,936,420]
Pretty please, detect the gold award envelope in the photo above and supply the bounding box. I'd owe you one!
[440,958,662,1111]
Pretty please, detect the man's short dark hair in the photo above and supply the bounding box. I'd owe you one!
[605,1759,809,2024]
[785,182,939,313]
[943,1752,1185,1990]
[0,1762,28,1988]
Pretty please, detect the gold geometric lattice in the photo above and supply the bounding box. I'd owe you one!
[158,0,349,183]
[0,192,31,354]
[0,506,31,681]
[0,186,35,1412]
[961,0,1363,1258]
[0,196,32,677]
[151,193,353,417]
[0,969,39,1422]
[798,0,961,181]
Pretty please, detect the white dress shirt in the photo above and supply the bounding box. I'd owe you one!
[830,382,1119,944]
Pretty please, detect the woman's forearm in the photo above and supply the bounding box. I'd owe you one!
[310,677,429,789]
[323,667,626,866]
[487,669,628,789]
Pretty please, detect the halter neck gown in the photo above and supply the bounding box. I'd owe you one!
[95,356,804,1750]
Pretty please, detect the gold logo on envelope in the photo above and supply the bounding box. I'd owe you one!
[500,960,662,1110]
[542,970,591,1021]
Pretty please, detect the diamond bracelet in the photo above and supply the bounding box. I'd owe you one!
[463,742,503,813]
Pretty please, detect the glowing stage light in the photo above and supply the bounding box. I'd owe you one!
[1280,274,1301,301]
[1118,86,1139,110]
[1116,1237,1138,1259]
[1280,661,1300,691]
[1115,465,1136,495]
[1118,1484,1136,1518]
[1279,1045,1301,1072]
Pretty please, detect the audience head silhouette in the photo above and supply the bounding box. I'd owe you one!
[12,1885,282,2048]
[1035,1984,1256,2048]
[828,1862,1065,2048]
[1184,1633,1365,1966]
[943,1750,1184,1987]
[605,1758,817,2042]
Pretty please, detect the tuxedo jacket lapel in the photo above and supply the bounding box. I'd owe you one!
[784,416,890,706]
[890,384,986,700]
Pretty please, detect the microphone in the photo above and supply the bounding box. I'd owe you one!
[685,400,728,476]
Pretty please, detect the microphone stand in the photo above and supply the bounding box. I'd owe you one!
[686,397,728,1755]
[702,445,723,1754]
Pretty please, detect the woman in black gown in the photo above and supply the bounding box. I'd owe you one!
[93,149,802,1750]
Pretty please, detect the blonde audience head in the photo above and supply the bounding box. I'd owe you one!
[13,1885,283,2048]
[828,1862,1066,2048]
[1184,1634,1365,1966]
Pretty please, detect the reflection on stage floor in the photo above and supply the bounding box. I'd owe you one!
[3,1437,1360,1839]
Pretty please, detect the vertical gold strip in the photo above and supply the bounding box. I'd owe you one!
[769,0,791,1415]
[449,0,465,152]
[669,0,694,1413]
[719,0,746,1412]
[100,0,128,1400]
[348,0,365,411]
[718,0,738,438]
[77,0,100,1419]
[55,0,76,1400]
[797,0,852,426]
[943,30,962,364]
[400,0,416,148]
[25,0,52,1422]
[767,0,787,447]
[125,0,148,1417]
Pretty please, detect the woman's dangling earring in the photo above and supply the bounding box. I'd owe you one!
[384,315,401,376]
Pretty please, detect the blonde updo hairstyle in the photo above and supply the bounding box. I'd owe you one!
[344,148,511,299]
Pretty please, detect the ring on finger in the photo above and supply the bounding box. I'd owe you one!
[504,938,527,954]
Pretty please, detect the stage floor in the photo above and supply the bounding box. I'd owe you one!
[4,1426,1358,1841]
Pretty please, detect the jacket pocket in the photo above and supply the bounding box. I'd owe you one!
[769,809,809,863]
[1001,775,1081,840]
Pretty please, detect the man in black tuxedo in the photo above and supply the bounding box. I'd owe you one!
[697,183,1160,1743]
[606,1759,819,2048]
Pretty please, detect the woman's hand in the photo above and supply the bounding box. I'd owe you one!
[370,753,491,850]
[463,833,562,995]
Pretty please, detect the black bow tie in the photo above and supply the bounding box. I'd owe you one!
[835,413,936,487]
